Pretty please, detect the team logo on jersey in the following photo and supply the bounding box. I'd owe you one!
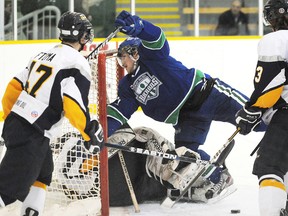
[131,72,162,105]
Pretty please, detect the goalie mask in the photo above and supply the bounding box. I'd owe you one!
[58,11,94,47]
[263,0,288,30]
[54,137,99,199]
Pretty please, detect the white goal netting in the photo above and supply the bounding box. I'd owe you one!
[46,49,122,216]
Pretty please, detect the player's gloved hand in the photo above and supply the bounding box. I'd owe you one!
[115,10,144,37]
[84,120,104,154]
[235,106,263,135]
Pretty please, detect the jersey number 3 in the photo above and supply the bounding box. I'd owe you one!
[255,66,263,83]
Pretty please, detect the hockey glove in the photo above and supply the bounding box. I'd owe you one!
[235,106,263,135]
[84,120,104,154]
[115,10,144,37]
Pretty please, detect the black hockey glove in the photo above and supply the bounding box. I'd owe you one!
[115,10,144,37]
[235,106,263,135]
[84,120,104,154]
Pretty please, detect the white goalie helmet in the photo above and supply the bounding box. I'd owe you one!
[54,136,99,198]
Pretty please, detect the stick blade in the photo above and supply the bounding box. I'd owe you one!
[161,197,175,208]
[214,139,235,166]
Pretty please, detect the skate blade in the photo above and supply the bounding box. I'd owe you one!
[160,197,175,208]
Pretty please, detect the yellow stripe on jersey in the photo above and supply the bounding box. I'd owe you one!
[32,181,47,190]
[260,179,286,191]
[252,86,284,108]
[0,111,3,122]
[2,78,23,120]
[63,95,90,141]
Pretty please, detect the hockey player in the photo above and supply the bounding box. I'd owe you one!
[107,10,267,201]
[235,0,288,215]
[0,11,104,215]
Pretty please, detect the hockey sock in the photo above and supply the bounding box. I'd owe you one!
[21,181,47,216]
[258,177,286,216]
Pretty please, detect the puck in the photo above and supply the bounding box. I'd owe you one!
[231,209,240,214]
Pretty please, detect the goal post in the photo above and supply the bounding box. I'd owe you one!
[98,52,108,216]
[94,50,125,215]
[47,49,124,216]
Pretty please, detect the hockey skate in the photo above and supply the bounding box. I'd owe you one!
[204,168,236,203]
[167,179,212,203]
[169,168,236,204]
[162,136,237,208]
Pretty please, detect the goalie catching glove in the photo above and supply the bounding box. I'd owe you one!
[115,10,144,37]
[84,120,104,154]
[235,106,263,135]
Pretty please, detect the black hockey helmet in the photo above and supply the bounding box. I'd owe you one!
[117,37,141,58]
[263,0,288,30]
[58,11,94,43]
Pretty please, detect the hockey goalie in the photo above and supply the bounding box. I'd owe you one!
[54,125,236,206]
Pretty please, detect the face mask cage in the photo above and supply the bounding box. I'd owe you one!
[263,7,273,26]
[83,28,94,44]
[116,46,139,68]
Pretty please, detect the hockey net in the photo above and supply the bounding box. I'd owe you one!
[47,49,124,216]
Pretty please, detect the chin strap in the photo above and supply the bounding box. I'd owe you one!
[79,41,86,52]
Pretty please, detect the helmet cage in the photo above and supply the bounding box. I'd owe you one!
[117,37,141,57]
[117,45,138,58]
[116,37,141,68]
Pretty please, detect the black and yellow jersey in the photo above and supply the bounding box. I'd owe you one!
[248,30,288,122]
[2,44,93,141]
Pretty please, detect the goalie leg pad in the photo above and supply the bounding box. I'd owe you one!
[145,144,205,191]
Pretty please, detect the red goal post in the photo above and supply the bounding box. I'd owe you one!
[46,49,124,216]
[96,50,125,215]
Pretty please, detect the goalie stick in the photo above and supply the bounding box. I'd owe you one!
[105,142,200,163]
[118,151,141,213]
[161,128,240,208]
[86,27,121,61]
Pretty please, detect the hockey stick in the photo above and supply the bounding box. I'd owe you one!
[86,27,121,61]
[118,151,141,213]
[105,142,199,163]
[250,143,260,156]
[161,128,240,208]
